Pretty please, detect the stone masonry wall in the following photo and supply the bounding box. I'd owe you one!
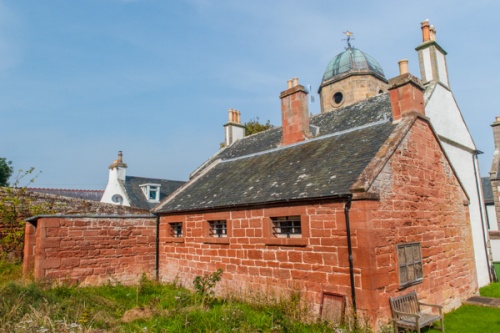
[361,117,477,326]
[1,187,147,259]
[26,216,156,285]
[159,203,352,316]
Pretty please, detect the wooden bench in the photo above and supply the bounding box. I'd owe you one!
[389,291,444,333]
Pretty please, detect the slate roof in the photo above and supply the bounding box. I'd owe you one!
[28,188,104,201]
[156,93,395,213]
[124,176,185,210]
[482,177,493,205]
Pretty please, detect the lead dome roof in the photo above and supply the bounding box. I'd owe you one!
[322,47,386,83]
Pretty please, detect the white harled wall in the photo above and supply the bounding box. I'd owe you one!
[100,167,131,206]
[425,84,491,287]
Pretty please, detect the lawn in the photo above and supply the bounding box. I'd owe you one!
[425,282,500,333]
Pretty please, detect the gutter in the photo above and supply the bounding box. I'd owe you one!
[344,194,357,314]
[155,213,160,282]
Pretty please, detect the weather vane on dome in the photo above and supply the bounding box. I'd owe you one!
[343,31,354,49]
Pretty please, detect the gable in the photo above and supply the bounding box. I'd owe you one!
[425,83,475,150]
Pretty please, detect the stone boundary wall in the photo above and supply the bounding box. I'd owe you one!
[1,187,147,259]
[24,216,156,285]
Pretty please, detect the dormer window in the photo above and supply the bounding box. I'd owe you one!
[140,183,161,202]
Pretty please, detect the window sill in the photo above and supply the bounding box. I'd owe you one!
[164,237,185,243]
[398,279,423,290]
[202,237,230,245]
[264,237,307,247]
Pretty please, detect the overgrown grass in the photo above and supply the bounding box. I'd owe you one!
[0,262,358,333]
[4,259,500,333]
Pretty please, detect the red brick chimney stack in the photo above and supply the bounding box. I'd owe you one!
[388,61,425,122]
[280,77,311,146]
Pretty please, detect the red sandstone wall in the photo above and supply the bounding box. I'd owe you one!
[358,118,477,326]
[159,204,352,315]
[28,216,156,285]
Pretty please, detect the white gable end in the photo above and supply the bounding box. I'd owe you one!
[425,84,475,149]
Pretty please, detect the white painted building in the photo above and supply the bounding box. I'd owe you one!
[101,151,185,210]
[416,21,492,286]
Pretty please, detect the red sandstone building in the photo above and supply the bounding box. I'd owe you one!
[24,22,479,329]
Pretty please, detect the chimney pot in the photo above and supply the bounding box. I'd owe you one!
[292,77,299,87]
[430,25,436,41]
[287,80,293,89]
[421,19,431,42]
[398,59,409,75]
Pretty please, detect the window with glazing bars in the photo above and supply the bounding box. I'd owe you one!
[272,216,301,238]
[169,222,183,237]
[209,220,227,238]
[397,243,423,287]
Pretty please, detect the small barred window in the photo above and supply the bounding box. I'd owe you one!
[170,222,183,237]
[209,220,227,238]
[272,216,301,238]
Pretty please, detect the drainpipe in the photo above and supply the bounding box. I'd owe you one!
[344,194,357,313]
[472,150,493,282]
[155,213,160,281]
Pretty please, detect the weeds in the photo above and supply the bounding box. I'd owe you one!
[192,268,223,307]
[1,264,377,332]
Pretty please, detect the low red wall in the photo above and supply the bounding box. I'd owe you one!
[25,216,156,285]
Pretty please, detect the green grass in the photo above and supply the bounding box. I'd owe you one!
[480,280,500,298]
[427,305,500,333]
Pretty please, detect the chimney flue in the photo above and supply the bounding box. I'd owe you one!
[398,59,409,75]
[280,78,311,146]
[421,19,431,42]
[430,25,436,41]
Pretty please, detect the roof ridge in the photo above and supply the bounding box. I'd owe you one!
[222,116,391,164]
[29,188,104,192]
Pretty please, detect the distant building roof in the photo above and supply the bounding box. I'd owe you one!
[124,176,185,210]
[28,188,104,201]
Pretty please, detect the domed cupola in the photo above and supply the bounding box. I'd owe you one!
[319,33,388,113]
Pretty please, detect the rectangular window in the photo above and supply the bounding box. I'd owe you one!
[169,222,183,238]
[149,186,159,200]
[272,216,301,238]
[208,220,227,238]
[397,243,423,287]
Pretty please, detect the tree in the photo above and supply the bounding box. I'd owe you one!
[0,158,13,187]
[0,168,56,261]
[244,117,274,136]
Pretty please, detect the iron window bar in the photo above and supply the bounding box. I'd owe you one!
[209,220,227,238]
[272,216,301,238]
[170,222,183,237]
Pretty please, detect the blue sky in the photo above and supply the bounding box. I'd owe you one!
[1,0,499,189]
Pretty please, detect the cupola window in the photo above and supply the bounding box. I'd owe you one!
[331,90,345,108]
